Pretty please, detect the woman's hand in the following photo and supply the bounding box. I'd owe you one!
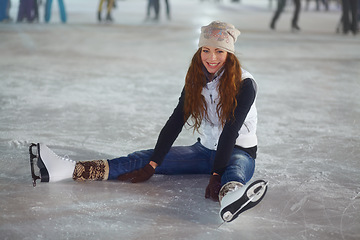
[118,161,157,183]
[205,173,222,202]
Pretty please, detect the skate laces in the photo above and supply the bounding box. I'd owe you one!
[44,144,75,163]
[56,153,75,164]
[63,154,75,163]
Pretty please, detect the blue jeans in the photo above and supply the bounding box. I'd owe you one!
[108,141,255,186]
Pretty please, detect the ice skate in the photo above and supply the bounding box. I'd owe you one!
[219,179,268,223]
[29,143,76,186]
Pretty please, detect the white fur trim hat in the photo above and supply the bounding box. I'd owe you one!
[198,21,241,54]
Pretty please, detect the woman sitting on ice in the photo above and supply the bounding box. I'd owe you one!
[30,21,267,223]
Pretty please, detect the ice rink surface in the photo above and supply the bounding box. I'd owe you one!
[1,0,359,239]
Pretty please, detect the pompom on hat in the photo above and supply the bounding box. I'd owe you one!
[198,21,241,54]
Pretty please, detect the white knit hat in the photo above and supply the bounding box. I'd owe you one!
[198,21,241,54]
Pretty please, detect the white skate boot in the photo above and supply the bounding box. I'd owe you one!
[219,179,268,223]
[29,143,76,186]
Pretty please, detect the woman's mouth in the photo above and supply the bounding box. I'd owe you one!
[207,62,219,68]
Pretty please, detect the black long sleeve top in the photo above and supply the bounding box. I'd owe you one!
[149,78,257,175]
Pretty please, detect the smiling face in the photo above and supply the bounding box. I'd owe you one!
[201,46,228,75]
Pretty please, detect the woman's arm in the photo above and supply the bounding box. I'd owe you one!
[212,78,257,175]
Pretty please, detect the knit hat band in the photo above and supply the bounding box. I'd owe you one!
[198,21,241,54]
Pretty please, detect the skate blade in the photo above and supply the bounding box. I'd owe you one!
[29,143,40,187]
[29,143,50,186]
[220,180,268,223]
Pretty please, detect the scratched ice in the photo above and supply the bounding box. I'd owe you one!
[1,1,359,240]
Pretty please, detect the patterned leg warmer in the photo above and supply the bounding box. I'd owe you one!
[72,160,109,181]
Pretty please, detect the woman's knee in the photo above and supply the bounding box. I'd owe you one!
[221,151,255,185]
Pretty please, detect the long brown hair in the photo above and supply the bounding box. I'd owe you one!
[184,48,242,132]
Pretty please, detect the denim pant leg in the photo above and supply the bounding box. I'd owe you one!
[108,148,153,180]
[221,148,255,186]
[107,142,215,180]
[155,142,215,175]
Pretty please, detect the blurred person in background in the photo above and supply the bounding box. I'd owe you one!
[17,0,38,22]
[98,0,115,22]
[164,0,170,20]
[0,0,12,22]
[270,0,301,32]
[44,0,66,23]
[146,0,159,21]
[341,0,358,34]
[305,0,329,11]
